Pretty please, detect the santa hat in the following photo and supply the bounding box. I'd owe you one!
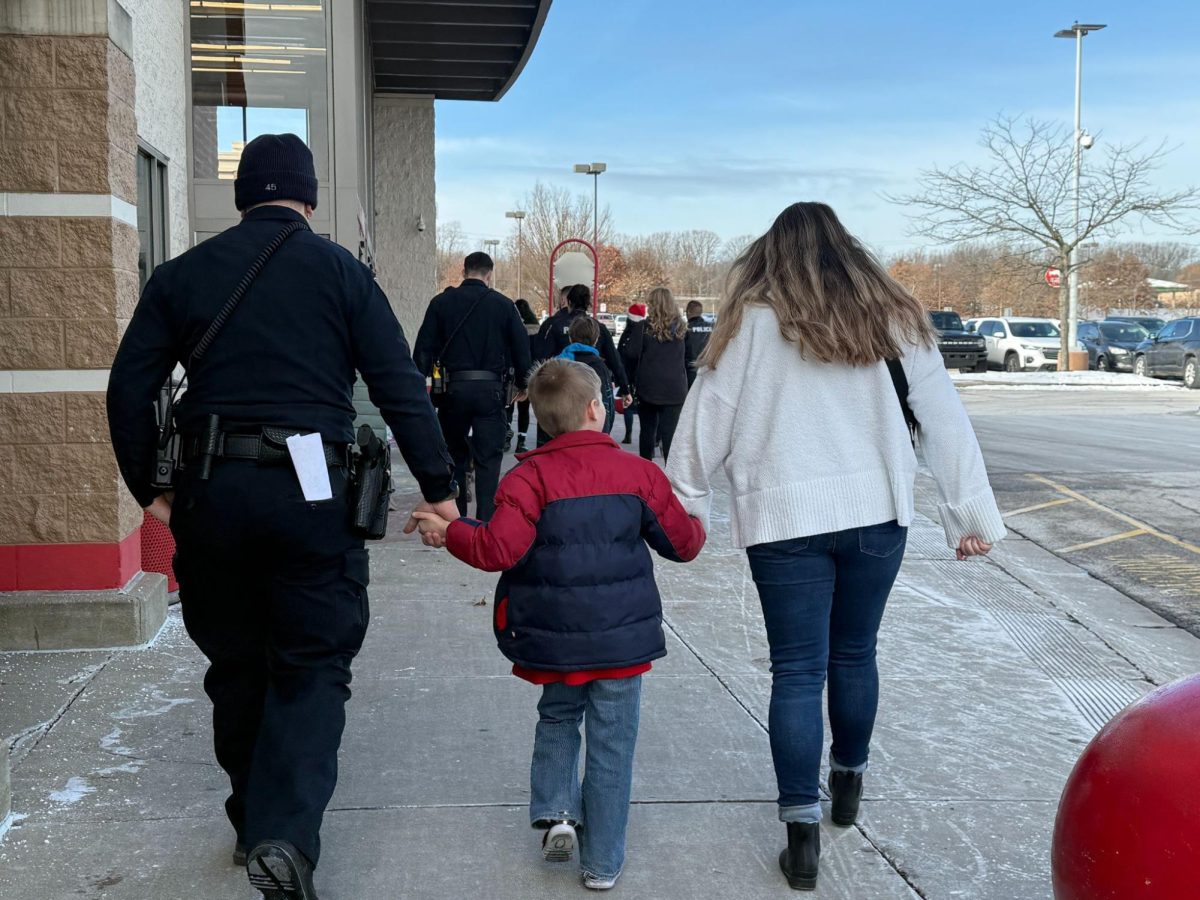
[627,303,647,322]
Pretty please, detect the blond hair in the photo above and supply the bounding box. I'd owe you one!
[527,358,601,437]
[646,286,684,342]
[702,202,935,368]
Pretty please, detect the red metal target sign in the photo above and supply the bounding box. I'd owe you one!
[1045,268,1062,288]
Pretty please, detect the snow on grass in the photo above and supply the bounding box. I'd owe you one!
[952,370,1181,390]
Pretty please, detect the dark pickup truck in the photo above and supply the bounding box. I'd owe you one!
[930,311,988,372]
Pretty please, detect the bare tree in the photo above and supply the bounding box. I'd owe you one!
[435,221,468,291]
[894,116,1197,366]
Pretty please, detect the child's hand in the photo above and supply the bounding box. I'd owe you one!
[412,510,451,548]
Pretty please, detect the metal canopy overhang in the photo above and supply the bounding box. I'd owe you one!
[367,0,552,101]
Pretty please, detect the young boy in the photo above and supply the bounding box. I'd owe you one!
[413,358,705,890]
[559,315,615,434]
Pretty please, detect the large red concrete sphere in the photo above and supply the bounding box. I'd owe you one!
[1052,674,1200,899]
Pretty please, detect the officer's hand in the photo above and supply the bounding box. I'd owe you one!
[622,394,634,407]
[145,495,173,527]
[404,499,460,535]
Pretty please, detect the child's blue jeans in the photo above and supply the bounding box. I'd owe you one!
[530,676,642,880]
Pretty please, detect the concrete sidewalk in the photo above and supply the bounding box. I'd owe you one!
[2,456,1198,900]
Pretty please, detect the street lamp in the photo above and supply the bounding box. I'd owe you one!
[573,162,607,249]
[1055,21,1106,369]
[505,210,526,299]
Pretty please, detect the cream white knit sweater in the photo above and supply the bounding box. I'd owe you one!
[666,306,1007,550]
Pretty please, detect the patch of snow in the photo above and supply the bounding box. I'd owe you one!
[952,371,1180,390]
[113,690,194,720]
[0,812,28,844]
[48,777,94,805]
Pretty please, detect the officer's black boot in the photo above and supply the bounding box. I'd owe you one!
[515,434,527,453]
[779,822,819,891]
[829,770,864,827]
[247,840,318,899]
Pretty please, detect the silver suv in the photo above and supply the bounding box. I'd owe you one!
[970,317,1062,372]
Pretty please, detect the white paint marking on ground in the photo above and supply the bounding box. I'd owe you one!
[1058,529,1149,554]
[1003,497,1077,518]
[48,777,95,805]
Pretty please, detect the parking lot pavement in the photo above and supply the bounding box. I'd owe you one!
[959,387,1200,636]
[4,445,1200,899]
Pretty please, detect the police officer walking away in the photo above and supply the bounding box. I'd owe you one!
[684,300,714,387]
[106,134,459,900]
[414,252,532,521]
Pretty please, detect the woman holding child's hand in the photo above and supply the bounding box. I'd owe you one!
[665,202,1005,892]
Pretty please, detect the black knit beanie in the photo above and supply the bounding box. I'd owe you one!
[234,133,318,211]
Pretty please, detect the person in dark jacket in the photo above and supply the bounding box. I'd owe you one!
[106,133,459,900]
[684,300,713,388]
[558,315,614,433]
[626,287,689,461]
[414,253,533,520]
[412,358,705,890]
[546,285,631,401]
[507,298,541,453]
[616,302,647,444]
[534,285,573,362]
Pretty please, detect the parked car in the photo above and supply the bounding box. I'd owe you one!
[974,317,1062,372]
[1076,321,1149,372]
[929,310,987,372]
[1106,315,1166,338]
[1133,317,1200,389]
[613,314,627,336]
[597,312,617,332]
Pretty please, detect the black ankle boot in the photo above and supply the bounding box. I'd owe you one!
[779,822,819,891]
[829,770,863,827]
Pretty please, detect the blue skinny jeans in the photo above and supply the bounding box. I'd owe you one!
[746,521,907,823]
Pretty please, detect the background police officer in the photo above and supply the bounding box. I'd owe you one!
[544,284,631,400]
[414,252,532,521]
[684,299,714,387]
[106,134,458,900]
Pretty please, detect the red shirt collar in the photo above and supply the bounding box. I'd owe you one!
[515,429,618,460]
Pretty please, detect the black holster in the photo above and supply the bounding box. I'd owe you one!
[350,424,393,540]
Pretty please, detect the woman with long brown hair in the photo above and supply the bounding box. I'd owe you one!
[623,287,689,460]
[667,202,1005,891]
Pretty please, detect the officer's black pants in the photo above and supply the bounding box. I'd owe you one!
[637,401,682,461]
[438,381,506,520]
[170,461,368,868]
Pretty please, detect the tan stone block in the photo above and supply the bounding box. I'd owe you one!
[51,91,110,141]
[109,144,136,204]
[64,318,120,368]
[0,218,61,268]
[59,219,137,270]
[108,42,136,106]
[11,443,118,495]
[0,393,65,444]
[67,492,123,542]
[0,319,64,368]
[11,268,117,318]
[3,90,57,141]
[0,36,55,88]
[0,456,13,494]
[54,37,109,90]
[112,221,139,273]
[58,140,109,193]
[65,393,109,443]
[115,269,139,318]
[0,271,10,317]
[106,97,136,151]
[0,494,68,544]
[117,488,142,538]
[0,140,59,192]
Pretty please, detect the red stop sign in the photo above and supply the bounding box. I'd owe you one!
[1045,268,1062,288]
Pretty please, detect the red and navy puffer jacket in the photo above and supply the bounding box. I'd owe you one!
[445,430,706,672]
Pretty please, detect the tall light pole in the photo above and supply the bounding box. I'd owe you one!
[573,162,607,249]
[483,238,500,286]
[1055,21,1105,369]
[505,210,526,299]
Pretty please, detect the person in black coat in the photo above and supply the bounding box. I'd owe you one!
[544,285,632,401]
[414,252,533,520]
[684,300,714,388]
[507,298,541,453]
[616,302,647,444]
[626,287,689,461]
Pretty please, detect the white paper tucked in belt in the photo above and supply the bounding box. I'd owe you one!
[286,433,333,501]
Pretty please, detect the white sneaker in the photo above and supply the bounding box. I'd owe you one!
[541,821,576,862]
[583,871,620,890]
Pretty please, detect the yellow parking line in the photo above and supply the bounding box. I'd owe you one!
[1027,474,1200,557]
[1058,529,1148,554]
[1003,497,1077,518]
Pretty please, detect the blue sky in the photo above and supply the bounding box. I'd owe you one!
[434,0,1200,255]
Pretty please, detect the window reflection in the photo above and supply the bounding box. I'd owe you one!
[189,1,328,180]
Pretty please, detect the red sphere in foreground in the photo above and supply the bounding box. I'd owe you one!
[1052,674,1200,899]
